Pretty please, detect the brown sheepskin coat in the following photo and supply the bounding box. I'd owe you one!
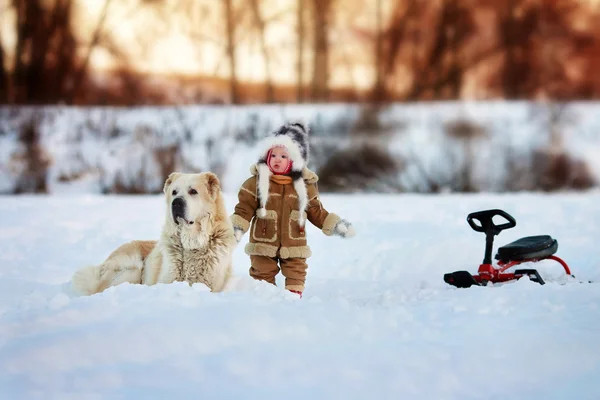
[231,165,342,259]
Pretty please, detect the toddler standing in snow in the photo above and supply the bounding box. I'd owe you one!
[230,122,355,297]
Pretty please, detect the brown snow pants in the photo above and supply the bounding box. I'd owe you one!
[249,254,307,292]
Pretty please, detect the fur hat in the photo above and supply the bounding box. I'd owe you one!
[256,122,310,227]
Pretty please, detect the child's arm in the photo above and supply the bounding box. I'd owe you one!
[306,183,355,238]
[230,178,258,242]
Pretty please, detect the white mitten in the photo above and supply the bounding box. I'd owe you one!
[333,219,355,238]
[233,226,244,243]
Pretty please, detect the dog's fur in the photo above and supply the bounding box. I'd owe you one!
[71,172,236,296]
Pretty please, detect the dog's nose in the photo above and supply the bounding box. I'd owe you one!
[171,197,186,222]
[172,197,185,210]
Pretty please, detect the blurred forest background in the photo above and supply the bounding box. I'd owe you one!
[1,0,600,195]
[2,0,600,105]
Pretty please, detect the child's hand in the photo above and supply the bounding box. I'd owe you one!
[333,219,355,238]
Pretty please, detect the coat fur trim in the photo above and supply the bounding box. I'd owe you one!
[244,242,312,259]
[322,213,341,236]
[293,177,308,227]
[256,163,271,218]
[249,164,318,184]
[231,214,250,233]
[245,242,278,258]
[258,134,307,171]
[279,246,312,259]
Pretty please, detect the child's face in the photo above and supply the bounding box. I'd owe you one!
[269,146,290,174]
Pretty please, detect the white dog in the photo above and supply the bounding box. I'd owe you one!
[71,172,236,295]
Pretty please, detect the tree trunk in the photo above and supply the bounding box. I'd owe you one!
[372,0,385,102]
[382,0,418,99]
[501,0,518,99]
[69,0,113,104]
[248,0,274,102]
[406,0,464,100]
[0,37,7,103]
[0,4,6,103]
[25,0,58,103]
[445,0,461,99]
[11,0,78,104]
[49,0,77,103]
[13,0,34,104]
[296,0,304,102]
[311,0,330,101]
[224,0,239,104]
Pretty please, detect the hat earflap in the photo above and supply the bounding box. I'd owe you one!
[256,162,271,218]
[293,176,308,228]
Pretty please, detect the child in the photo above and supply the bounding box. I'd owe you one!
[230,122,355,298]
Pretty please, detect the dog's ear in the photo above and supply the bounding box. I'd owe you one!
[163,172,182,194]
[204,172,220,201]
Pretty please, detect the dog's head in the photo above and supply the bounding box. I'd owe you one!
[163,172,221,227]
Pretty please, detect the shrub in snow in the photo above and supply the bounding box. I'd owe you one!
[11,115,50,194]
[99,125,179,194]
[532,148,595,191]
[0,102,598,194]
[317,144,401,192]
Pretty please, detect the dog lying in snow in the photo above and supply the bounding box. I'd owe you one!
[71,172,236,295]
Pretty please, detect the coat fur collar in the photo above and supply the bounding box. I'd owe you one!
[249,164,319,184]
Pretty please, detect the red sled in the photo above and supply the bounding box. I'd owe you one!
[444,209,572,288]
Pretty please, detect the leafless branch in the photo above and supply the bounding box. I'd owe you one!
[69,0,113,101]
[263,7,297,23]
[248,0,275,102]
[189,32,223,46]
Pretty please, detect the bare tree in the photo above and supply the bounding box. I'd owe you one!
[224,0,239,104]
[165,0,257,104]
[69,0,114,102]
[379,0,417,96]
[496,0,538,99]
[296,0,305,102]
[534,0,598,99]
[436,0,463,99]
[0,0,6,102]
[391,0,476,100]
[372,0,385,102]
[501,0,517,98]
[2,0,117,105]
[10,0,78,103]
[248,0,275,102]
[311,0,332,101]
[0,29,7,103]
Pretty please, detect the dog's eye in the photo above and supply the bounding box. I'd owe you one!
[172,190,177,196]
[189,189,198,195]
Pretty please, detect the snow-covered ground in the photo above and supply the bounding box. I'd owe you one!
[1,190,599,399]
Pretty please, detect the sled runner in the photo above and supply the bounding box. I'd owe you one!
[444,209,572,288]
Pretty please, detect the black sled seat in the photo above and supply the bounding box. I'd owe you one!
[495,235,558,262]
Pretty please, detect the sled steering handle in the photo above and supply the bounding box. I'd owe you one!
[467,209,516,235]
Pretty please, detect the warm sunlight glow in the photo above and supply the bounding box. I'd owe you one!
[77,0,376,90]
[4,0,600,104]
[0,2,16,66]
